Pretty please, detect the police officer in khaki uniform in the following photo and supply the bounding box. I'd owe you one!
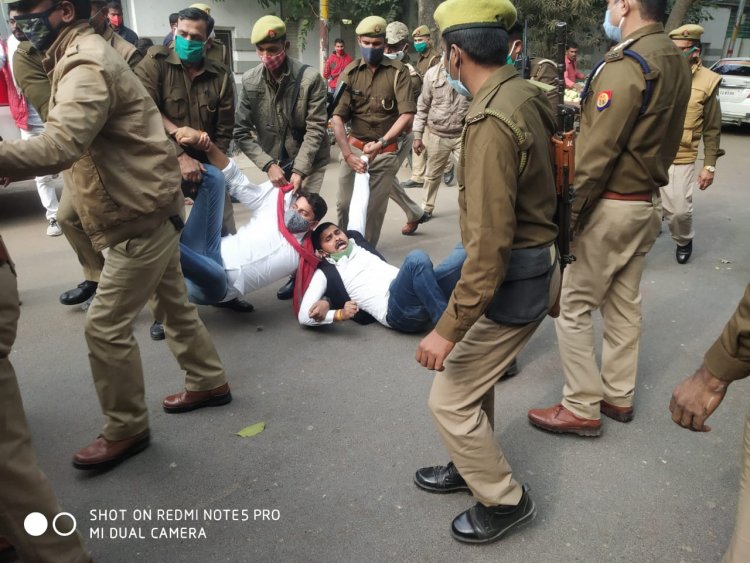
[234,15,330,194]
[0,235,91,562]
[414,0,560,543]
[401,24,444,190]
[670,281,750,563]
[528,0,691,435]
[662,24,723,264]
[331,15,416,246]
[2,0,229,470]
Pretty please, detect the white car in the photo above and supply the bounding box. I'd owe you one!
[710,58,750,126]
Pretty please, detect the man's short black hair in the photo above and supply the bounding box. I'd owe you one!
[105,0,121,11]
[169,12,179,25]
[312,221,339,251]
[334,38,344,45]
[297,191,328,222]
[177,6,214,37]
[507,22,523,42]
[568,41,579,50]
[639,0,667,22]
[9,0,90,19]
[443,27,509,66]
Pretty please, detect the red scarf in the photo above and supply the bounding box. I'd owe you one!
[277,185,320,315]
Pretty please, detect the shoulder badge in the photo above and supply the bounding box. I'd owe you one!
[596,90,612,111]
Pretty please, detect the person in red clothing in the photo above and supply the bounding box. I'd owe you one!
[323,38,352,92]
[564,41,585,91]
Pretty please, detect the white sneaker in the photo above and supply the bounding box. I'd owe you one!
[47,218,62,237]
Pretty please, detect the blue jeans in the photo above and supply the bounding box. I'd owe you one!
[179,164,228,305]
[386,243,466,333]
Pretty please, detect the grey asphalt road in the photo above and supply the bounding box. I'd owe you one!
[1,128,749,563]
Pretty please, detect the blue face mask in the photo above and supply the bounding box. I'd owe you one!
[603,9,622,43]
[444,52,471,98]
[360,45,384,66]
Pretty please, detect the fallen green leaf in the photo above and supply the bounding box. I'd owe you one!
[236,422,266,438]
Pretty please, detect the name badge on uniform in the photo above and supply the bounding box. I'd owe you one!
[596,90,612,111]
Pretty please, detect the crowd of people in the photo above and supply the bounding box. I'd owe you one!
[0,0,748,560]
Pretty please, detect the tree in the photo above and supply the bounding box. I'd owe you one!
[417,0,440,41]
[666,0,695,31]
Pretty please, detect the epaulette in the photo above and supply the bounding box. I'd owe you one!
[604,49,625,63]
[147,45,171,59]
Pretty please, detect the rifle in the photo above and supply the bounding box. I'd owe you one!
[549,21,576,317]
[514,17,531,79]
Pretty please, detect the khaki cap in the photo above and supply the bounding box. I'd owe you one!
[669,24,704,41]
[386,22,410,44]
[190,3,211,15]
[251,15,286,44]
[356,15,387,37]
[434,0,517,34]
[412,24,431,38]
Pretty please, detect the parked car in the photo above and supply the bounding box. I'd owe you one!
[710,58,750,126]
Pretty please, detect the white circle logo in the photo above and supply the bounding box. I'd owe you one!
[24,512,48,536]
[52,512,77,536]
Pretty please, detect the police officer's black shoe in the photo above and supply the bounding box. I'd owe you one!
[499,358,520,381]
[414,462,470,494]
[451,483,536,544]
[443,166,455,186]
[59,280,98,305]
[150,321,165,341]
[676,241,692,264]
[276,276,295,300]
[213,298,255,312]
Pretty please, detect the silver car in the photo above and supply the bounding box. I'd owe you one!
[710,58,750,126]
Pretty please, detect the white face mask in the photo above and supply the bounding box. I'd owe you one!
[603,8,624,43]
[384,50,405,61]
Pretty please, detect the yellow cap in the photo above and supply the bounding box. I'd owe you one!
[190,3,211,15]
[251,15,286,45]
[412,24,431,38]
[669,24,704,41]
[355,16,387,37]
[434,0,517,34]
[386,22,410,44]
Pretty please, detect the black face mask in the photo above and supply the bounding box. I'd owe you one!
[360,45,385,66]
[14,4,64,52]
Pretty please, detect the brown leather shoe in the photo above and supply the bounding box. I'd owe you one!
[72,429,150,470]
[401,212,430,235]
[600,400,634,423]
[527,404,601,437]
[162,383,232,413]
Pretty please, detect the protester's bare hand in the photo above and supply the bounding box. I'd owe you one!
[174,127,210,150]
[698,168,715,191]
[343,153,367,174]
[669,364,729,432]
[267,163,287,187]
[177,153,205,184]
[341,301,359,320]
[412,139,425,156]
[290,173,303,192]
[308,300,330,322]
[416,330,455,372]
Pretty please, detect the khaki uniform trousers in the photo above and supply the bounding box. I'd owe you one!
[0,264,90,563]
[421,129,462,214]
[724,407,750,563]
[660,163,696,246]
[58,176,105,282]
[429,250,560,507]
[556,198,660,420]
[409,126,428,183]
[337,145,399,247]
[390,133,426,224]
[301,167,327,195]
[86,219,226,441]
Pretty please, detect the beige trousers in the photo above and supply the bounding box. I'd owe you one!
[337,146,399,247]
[557,198,660,420]
[724,407,750,563]
[421,130,462,214]
[409,126,428,183]
[86,219,226,441]
[301,166,327,194]
[0,264,90,563]
[390,133,425,223]
[429,248,560,507]
[58,179,105,282]
[660,163,696,246]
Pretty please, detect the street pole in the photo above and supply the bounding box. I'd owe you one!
[320,0,329,73]
[726,0,746,57]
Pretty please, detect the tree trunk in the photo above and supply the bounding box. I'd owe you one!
[417,0,441,41]
[665,0,695,33]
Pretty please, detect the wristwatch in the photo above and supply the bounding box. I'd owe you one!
[704,165,716,173]
[377,136,389,148]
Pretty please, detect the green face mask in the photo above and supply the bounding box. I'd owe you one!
[174,34,205,64]
[330,240,354,262]
[414,41,428,54]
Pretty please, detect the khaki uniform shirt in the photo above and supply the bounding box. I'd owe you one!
[529,58,559,111]
[413,61,470,139]
[705,282,750,382]
[573,23,691,228]
[13,29,141,123]
[416,45,442,77]
[0,23,182,251]
[435,65,558,342]
[673,63,723,166]
[234,57,330,177]
[135,45,235,155]
[333,58,416,142]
